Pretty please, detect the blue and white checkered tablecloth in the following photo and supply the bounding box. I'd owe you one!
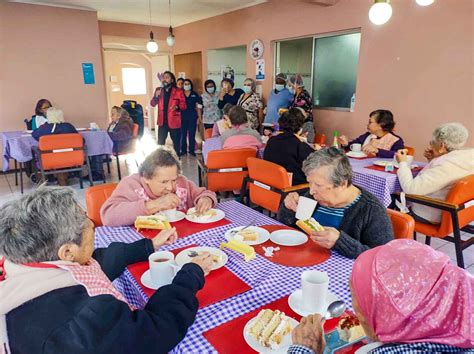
[95,200,355,353]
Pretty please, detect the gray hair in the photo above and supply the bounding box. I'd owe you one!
[302,147,353,187]
[139,146,182,179]
[432,122,469,152]
[46,107,65,124]
[0,186,86,264]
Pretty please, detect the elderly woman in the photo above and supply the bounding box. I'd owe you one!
[288,74,315,143]
[108,106,134,153]
[220,106,263,151]
[288,239,474,353]
[0,186,213,354]
[396,122,474,224]
[101,146,217,226]
[217,78,244,109]
[237,78,263,130]
[339,109,404,158]
[264,108,314,185]
[279,148,393,259]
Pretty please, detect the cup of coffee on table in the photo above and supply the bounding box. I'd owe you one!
[301,270,329,313]
[296,196,318,220]
[149,251,179,288]
[350,143,362,153]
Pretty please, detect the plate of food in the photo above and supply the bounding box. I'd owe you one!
[185,208,225,224]
[270,229,308,246]
[323,314,368,354]
[175,246,228,271]
[244,309,298,353]
[134,215,171,231]
[346,151,367,158]
[224,226,270,246]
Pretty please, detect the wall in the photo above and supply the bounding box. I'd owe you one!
[173,0,474,157]
[207,45,247,88]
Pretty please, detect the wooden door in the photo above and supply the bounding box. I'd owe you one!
[174,52,203,94]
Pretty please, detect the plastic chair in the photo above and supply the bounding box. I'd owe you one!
[106,123,139,180]
[241,157,309,215]
[405,146,415,156]
[402,174,474,268]
[85,183,118,226]
[204,128,213,140]
[387,209,414,239]
[197,148,256,193]
[314,133,326,145]
[32,133,93,190]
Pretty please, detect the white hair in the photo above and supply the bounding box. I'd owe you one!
[432,122,469,152]
[46,107,65,124]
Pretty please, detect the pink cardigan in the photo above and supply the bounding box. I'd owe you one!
[100,173,217,227]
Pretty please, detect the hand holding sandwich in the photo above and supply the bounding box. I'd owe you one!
[283,192,300,212]
[152,227,178,249]
[310,227,340,249]
[145,193,181,214]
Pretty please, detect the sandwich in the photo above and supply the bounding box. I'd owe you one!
[235,229,258,242]
[296,217,324,234]
[337,314,366,342]
[197,251,222,264]
[247,309,293,349]
[134,215,171,231]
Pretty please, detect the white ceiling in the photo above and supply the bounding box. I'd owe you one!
[10,0,268,27]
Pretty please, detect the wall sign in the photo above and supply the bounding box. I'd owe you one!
[82,63,95,85]
[249,39,264,60]
[256,59,265,81]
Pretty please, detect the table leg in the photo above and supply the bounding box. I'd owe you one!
[20,162,24,194]
[14,160,18,186]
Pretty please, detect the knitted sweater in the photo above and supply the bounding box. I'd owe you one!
[277,189,394,259]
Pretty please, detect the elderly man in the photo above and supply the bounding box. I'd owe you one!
[0,186,213,354]
[279,147,393,259]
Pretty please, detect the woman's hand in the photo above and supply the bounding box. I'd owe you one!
[338,135,348,146]
[424,147,434,161]
[292,314,326,354]
[284,192,300,212]
[146,194,181,214]
[310,227,340,249]
[395,149,408,163]
[191,252,214,276]
[363,145,378,155]
[152,227,178,249]
[195,196,213,214]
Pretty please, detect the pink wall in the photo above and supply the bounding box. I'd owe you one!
[99,21,168,40]
[173,0,474,157]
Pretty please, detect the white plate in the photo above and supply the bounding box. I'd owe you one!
[394,162,419,169]
[24,130,33,134]
[141,269,159,290]
[372,160,392,167]
[243,313,299,353]
[224,226,271,246]
[288,289,340,317]
[156,211,186,223]
[76,127,88,131]
[346,151,367,158]
[175,246,228,271]
[270,229,308,246]
[185,208,225,224]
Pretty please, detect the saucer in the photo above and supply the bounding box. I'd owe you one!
[270,229,308,246]
[346,151,367,158]
[140,270,159,290]
[288,289,340,316]
[156,211,186,222]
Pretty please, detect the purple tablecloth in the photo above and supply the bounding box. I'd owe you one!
[1,130,114,171]
[202,137,264,163]
[95,200,354,353]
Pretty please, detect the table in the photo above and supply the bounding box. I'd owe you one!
[95,200,354,353]
[1,130,114,172]
[349,157,424,207]
[202,137,264,163]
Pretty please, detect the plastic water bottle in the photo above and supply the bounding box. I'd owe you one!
[350,93,356,112]
[332,131,339,149]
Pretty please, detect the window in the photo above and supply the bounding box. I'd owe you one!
[122,67,147,95]
[275,30,361,110]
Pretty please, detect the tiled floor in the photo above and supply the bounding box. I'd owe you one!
[0,130,473,274]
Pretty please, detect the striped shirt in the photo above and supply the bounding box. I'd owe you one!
[312,194,362,229]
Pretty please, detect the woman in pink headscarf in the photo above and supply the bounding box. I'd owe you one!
[288,239,473,354]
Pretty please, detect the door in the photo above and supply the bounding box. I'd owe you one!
[174,52,203,94]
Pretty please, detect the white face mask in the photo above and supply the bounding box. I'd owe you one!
[183,85,191,91]
[206,87,215,94]
[275,84,285,91]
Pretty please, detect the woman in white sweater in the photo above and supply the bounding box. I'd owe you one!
[396,122,474,224]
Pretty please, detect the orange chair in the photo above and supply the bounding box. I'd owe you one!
[107,123,139,180]
[405,146,415,156]
[197,149,256,193]
[32,133,93,190]
[314,133,326,145]
[241,157,309,215]
[204,128,213,140]
[402,174,474,268]
[387,209,414,239]
[85,183,118,226]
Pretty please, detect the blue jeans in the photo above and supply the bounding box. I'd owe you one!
[180,115,197,154]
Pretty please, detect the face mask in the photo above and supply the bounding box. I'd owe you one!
[288,86,295,95]
[183,85,191,91]
[275,84,285,92]
[242,86,252,94]
[206,87,215,94]
[162,82,170,88]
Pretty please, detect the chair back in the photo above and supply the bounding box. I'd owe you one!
[85,183,118,226]
[38,133,85,170]
[247,157,291,213]
[206,148,256,192]
[132,123,139,138]
[387,209,414,239]
[405,146,415,156]
[314,133,326,145]
[204,128,213,140]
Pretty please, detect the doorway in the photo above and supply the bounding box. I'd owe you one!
[174,52,203,93]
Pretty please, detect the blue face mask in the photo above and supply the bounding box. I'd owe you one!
[206,87,215,94]
[288,86,295,95]
[242,86,252,94]
[183,85,191,91]
[275,84,285,92]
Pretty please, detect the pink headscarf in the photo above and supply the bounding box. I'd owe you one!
[351,239,473,347]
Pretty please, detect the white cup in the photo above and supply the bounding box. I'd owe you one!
[350,143,362,152]
[162,208,177,219]
[301,270,329,312]
[296,196,318,220]
[394,154,413,167]
[148,251,179,289]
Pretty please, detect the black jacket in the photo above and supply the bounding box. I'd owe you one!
[32,122,78,141]
[263,132,314,185]
[277,189,394,259]
[7,239,205,354]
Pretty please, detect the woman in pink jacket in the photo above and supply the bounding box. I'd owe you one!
[101,146,217,227]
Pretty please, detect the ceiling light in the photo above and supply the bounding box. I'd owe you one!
[416,0,434,6]
[166,0,175,47]
[146,31,158,53]
[369,0,393,25]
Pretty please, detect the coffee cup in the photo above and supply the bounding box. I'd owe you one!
[295,196,318,220]
[394,154,413,167]
[149,251,179,288]
[350,143,362,152]
[162,208,177,219]
[301,270,329,312]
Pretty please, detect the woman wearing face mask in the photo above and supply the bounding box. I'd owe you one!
[201,80,221,130]
[237,78,263,130]
[217,78,244,109]
[288,74,315,143]
[264,73,294,124]
[150,71,187,155]
[180,79,202,156]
